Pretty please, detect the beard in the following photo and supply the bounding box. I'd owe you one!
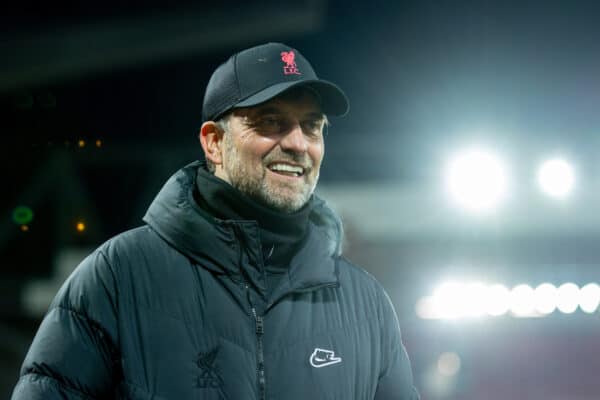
[221,133,319,213]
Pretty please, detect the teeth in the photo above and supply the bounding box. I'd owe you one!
[269,163,304,175]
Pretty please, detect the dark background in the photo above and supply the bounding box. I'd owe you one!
[3,1,600,398]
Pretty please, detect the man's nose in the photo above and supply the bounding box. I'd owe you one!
[279,122,308,153]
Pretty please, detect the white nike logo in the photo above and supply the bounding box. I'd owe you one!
[309,348,342,368]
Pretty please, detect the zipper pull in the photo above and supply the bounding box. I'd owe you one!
[255,314,264,335]
[252,307,264,335]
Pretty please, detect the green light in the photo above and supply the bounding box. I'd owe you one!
[12,206,33,225]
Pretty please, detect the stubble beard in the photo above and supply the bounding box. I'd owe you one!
[222,133,318,213]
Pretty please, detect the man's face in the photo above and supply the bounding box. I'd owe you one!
[215,90,326,213]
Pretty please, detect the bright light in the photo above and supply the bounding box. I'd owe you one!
[416,281,600,320]
[425,281,507,319]
[485,284,510,316]
[557,283,579,314]
[445,148,508,213]
[76,221,86,233]
[534,283,557,315]
[510,284,536,316]
[537,158,575,198]
[415,296,438,319]
[437,352,461,376]
[578,283,600,314]
[463,282,487,316]
[432,282,465,319]
[430,281,489,318]
[12,206,34,225]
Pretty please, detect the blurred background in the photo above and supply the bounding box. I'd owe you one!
[3,0,600,398]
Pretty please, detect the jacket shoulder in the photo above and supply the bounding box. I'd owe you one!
[98,225,164,260]
[94,225,189,275]
[335,256,399,322]
[336,256,388,294]
[51,225,173,316]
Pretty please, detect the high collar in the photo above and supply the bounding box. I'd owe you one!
[194,166,311,255]
[143,161,342,305]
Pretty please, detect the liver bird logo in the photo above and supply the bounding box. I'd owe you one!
[196,347,225,395]
[280,51,301,75]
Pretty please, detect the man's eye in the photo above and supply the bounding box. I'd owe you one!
[263,117,280,125]
[256,117,283,131]
[303,120,323,134]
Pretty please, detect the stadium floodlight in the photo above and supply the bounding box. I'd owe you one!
[463,282,488,317]
[432,282,465,319]
[510,284,536,317]
[578,283,600,314]
[445,147,508,213]
[416,280,600,320]
[556,283,579,314]
[537,158,575,198]
[534,283,557,315]
[430,281,509,319]
[485,284,510,316]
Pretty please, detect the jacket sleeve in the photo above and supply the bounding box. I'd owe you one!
[11,249,120,399]
[374,290,420,400]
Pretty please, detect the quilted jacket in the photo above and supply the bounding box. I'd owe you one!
[12,161,419,399]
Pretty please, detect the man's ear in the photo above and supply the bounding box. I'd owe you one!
[199,121,224,166]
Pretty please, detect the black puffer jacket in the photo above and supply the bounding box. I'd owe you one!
[12,162,419,399]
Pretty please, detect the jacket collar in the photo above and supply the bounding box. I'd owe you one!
[194,166,311,241]
[143,161,342,296]
[194,166,312,269]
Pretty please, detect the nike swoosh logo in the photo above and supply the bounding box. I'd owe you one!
[310,348,342,368]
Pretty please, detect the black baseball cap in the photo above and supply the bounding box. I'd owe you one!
[202,42,349,121]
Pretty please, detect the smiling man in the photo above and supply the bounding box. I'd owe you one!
[12,43,419,400]
[202,88,325,212]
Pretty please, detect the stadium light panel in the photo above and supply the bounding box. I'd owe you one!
[537,158,575,198]
[578,283,600,314]
[445,148,508,213]
[556,283,579,314]
[510,284,536,317]
[432,282,465,319]
[485,284,510,316]
[533,283,557,315]
[463,282,487,317]
[416,281,600,320]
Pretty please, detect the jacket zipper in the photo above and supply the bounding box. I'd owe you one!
[246,283,266,400]
[252,306,266,400]
[252,281,338,400]
[234,222,267,400]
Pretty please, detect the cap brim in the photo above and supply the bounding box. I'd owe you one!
[234,80,349,117]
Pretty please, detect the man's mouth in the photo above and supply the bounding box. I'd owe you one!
[267,162,305,177]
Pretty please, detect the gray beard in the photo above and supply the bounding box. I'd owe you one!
[222,135,317,213]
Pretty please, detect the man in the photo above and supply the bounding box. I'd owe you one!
[12,42,419,399]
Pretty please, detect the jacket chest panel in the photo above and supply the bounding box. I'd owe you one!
[118,270,261,399]
[116,243,356,400]
[259,293,381,400]
[265,323,379,400]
